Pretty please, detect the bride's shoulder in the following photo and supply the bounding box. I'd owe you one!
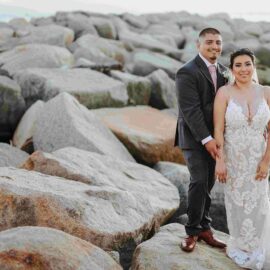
[216,85,230,98]
[215,86,230,105]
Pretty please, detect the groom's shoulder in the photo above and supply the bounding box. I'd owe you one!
[176,56,198,77]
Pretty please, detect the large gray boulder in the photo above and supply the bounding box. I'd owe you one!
[92,106,185,166]
[71,34,129,65]
[0,27,14,44]
[0,149,179,250]
[73,47,122,69]
[33,92,134,162]
[203,18,234,42]
[12,100,45,152]
[147,69,177,109]
[144,23,185,47]
[121,13,149,29]
[118,30,182,60]
[0,226,122,270]
[0,24,75,51]
[0,75,25,140]
[0,143,29,167]
[110,70,151,105]
[129,50,183,79]
[0,44,74,76]
[180,26,199,63]
[90,16,117,39]
[131,223,241,270]
[15,68,128,108]
[234,38,261,51]
[55,12,98,38]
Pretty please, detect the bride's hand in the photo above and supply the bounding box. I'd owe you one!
[256,159,269,181]
[215,159,227,183]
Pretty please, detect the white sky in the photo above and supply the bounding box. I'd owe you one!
[1,0,270,20]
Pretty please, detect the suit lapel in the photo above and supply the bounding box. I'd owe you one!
[195,55,215,93]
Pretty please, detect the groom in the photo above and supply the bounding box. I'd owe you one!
[175,28,227,252]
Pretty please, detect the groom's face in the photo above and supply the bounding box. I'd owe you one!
[197,33,222,64]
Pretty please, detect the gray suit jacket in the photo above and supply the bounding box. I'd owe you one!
[174,55,227,150]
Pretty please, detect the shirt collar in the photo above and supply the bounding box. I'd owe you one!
[199,53,217,68]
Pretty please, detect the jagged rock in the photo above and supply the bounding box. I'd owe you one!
[15,68,128,108]
[32,92,134,162]
[121,13,149,29]
[110,70,151,105]
[258,67,270,84]
[203,18,234,41]
[71,34,129,65]
[131,223,241,270]
[154,162,228,233]
[118,30,182,60]
[175,13,207,30]
[0,152,179,250]
[12,100,45,152]
[0,75,25,140]
[144,23,185,48]
[20,24,74,47]
[0,27,14,41]
[0,143,29,167]
[240,21,264,37]
[130,50,183,79]
[55,12,98,38]
[90,17,117,39]
[92,106,185,165]
[111,16,130,33]
[255,45,270,67]
[0,44,74,76]
[260,33,270,43]
[147,69,177,109]
[73,47,123,69]
[0,25,74,51]
[8,18,31,31]
[31,16,55,26]
[234,38,261,51]
[180,26,198,63]
[0,226,122,270]
[74,57,122,72]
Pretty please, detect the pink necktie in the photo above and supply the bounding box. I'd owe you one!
[208,65,217,91]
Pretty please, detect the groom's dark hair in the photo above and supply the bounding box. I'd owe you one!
[199,27,221,38]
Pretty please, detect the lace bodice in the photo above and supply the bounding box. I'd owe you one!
[225,98,270,134]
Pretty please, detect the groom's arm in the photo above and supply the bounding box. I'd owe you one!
[176,69,211,142]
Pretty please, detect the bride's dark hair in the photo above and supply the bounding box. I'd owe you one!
[230,48,255,69]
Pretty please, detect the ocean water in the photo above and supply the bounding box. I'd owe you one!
[0,7,270,23]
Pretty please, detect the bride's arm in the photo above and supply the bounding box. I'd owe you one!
[213,86,228,183]
[256,86,270,180]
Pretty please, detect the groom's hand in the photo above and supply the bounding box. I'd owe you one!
[205,139,219,159]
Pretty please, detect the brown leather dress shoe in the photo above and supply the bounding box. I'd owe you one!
[180,235,198,252]
[198,229,226,248]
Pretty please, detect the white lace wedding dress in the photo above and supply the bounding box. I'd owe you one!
[224,91,270,270]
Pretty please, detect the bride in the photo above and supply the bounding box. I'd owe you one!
[214,48,270,269]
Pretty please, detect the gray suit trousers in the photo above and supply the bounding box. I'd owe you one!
[182,148,216,236]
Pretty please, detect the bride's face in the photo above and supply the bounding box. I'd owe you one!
[232,55,254,83]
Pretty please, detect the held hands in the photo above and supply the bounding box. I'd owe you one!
[256,159,270,181]
[205,139,219,160]
[215,158,227,183]
[205,139,227,183]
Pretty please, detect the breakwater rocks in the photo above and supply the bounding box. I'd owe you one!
[0,10,263,269]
